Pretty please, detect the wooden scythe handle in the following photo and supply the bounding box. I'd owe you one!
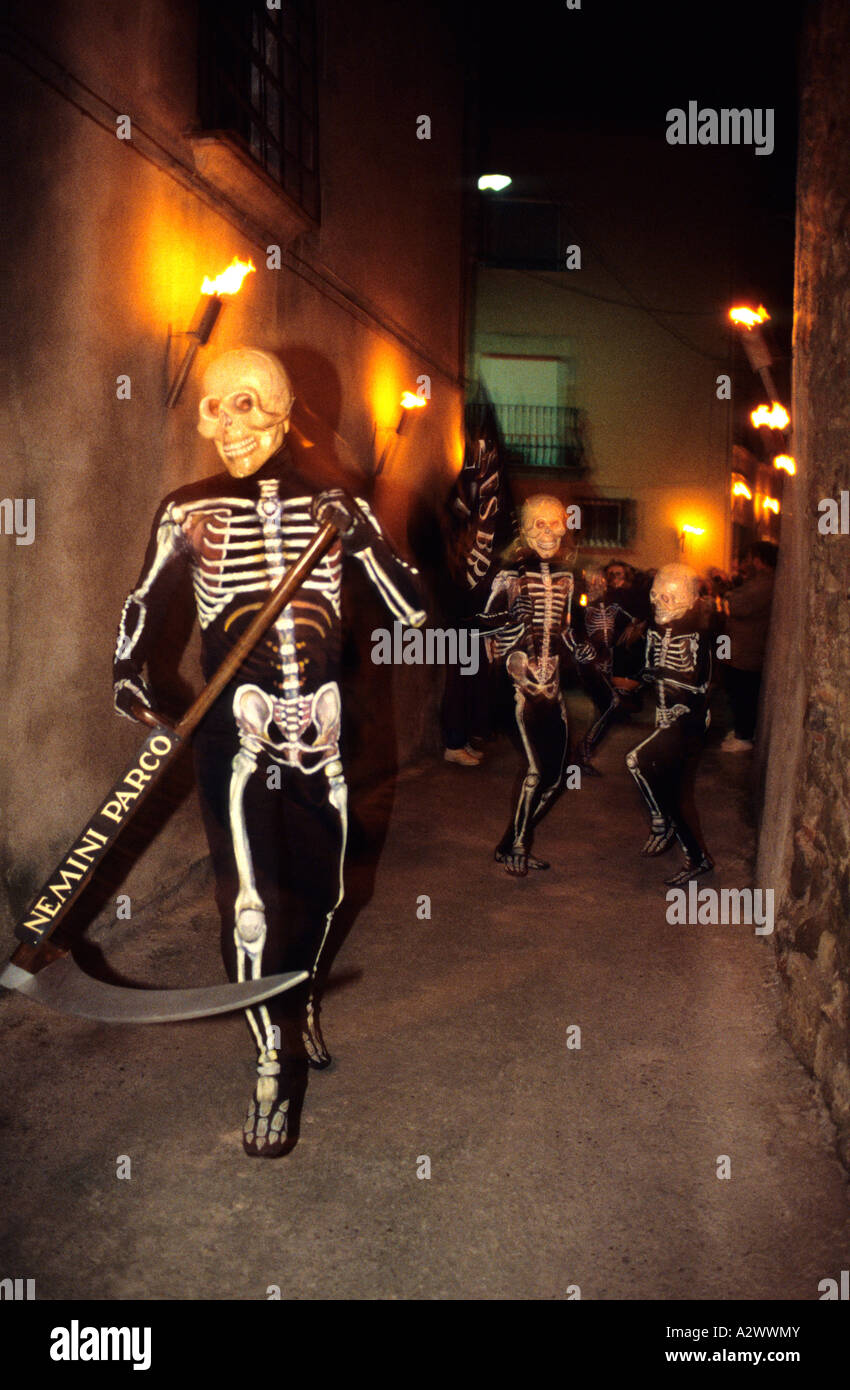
[11,520,338,957]
[134,520,339,736]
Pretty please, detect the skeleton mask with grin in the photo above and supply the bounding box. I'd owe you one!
[650,564,699,625]
[521,495,567,559]
[198,348,295,477]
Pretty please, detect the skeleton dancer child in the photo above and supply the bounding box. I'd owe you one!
[625,563,713,887]
[113,347,425,1156]
[573,567,635,769]
[481,495,593,877]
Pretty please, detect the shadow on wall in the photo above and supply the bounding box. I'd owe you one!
[280,343,366,493]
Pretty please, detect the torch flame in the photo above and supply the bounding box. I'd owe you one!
[579,594,587,607]
[400,391,427,409]
[732,480,753,500]
[729,304,770,328]
[763,497,780,515]
[201,256,256,296]
[751,403,790,430]
[681,524,705,536]
[773,454,796,475]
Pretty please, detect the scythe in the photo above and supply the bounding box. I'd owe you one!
[0,521,339,1023]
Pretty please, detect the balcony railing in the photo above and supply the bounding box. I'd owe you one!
[496,404,584,472]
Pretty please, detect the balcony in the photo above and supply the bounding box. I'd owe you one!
[496,403,584,473]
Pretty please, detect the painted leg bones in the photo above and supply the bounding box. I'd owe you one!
[494,679,569,875]
[230,681,346,1155]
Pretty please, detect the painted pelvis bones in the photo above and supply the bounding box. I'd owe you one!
[506,650,559,700]
[233,682,341,773]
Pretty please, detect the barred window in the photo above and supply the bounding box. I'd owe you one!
[574,498,635,549]
[199,0,320,222]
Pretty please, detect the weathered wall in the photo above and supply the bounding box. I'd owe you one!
[0,0,466,936]
[756,0,850,1168]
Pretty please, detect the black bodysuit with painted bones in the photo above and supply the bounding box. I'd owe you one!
[625,610,713,879]
[113,450,425,1152]
[575,591,636,762]
[480,553,593,874]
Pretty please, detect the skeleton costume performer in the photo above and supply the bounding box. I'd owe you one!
[480,495,594,877]
[625,564,714,887]
[573,569,635,767]
[113,348,425,1156]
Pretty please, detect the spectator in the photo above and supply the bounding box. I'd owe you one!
[604,559,650,693]
[718,541,777,751]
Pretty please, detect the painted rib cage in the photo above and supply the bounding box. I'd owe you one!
[189,496,342,629]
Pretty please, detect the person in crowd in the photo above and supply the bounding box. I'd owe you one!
[718,541,777,751]
[572,567,634,772]
[603,558,650,706]
[440,433,505,766]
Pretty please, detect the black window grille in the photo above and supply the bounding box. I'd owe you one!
[199,0,320,221]
[573,498,635,549]
[496,403,583,472]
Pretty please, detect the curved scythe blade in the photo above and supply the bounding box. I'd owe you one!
[0,957,309,1025]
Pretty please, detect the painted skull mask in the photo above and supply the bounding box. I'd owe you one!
[584,568,607,602]
[521,495,567,559]
[197,348,294,476]
[650,564,699,625]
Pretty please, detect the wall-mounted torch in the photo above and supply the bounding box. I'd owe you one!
[750,403,790,430]
[165,256,256,409]
[728,304,780,403]
[375,391,428,475]
[678,522,705,555]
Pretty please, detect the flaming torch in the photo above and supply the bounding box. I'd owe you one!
[751,403,790,430]
[678,522,705,555]
[728,302,780,402]
[398,391,428,432]
[375,391,428,475]
[165,256,256,409]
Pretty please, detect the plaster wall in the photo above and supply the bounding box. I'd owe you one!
[475,271,729,571]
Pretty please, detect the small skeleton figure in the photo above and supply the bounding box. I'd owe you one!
[625,563,714,886]
[480,494,593,877]
[113,347,425,1156]
[573,567,635,770]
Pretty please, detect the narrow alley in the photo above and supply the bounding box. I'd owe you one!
[1,709,847,1301]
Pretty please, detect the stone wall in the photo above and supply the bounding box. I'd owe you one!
[756,0,850,1168]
